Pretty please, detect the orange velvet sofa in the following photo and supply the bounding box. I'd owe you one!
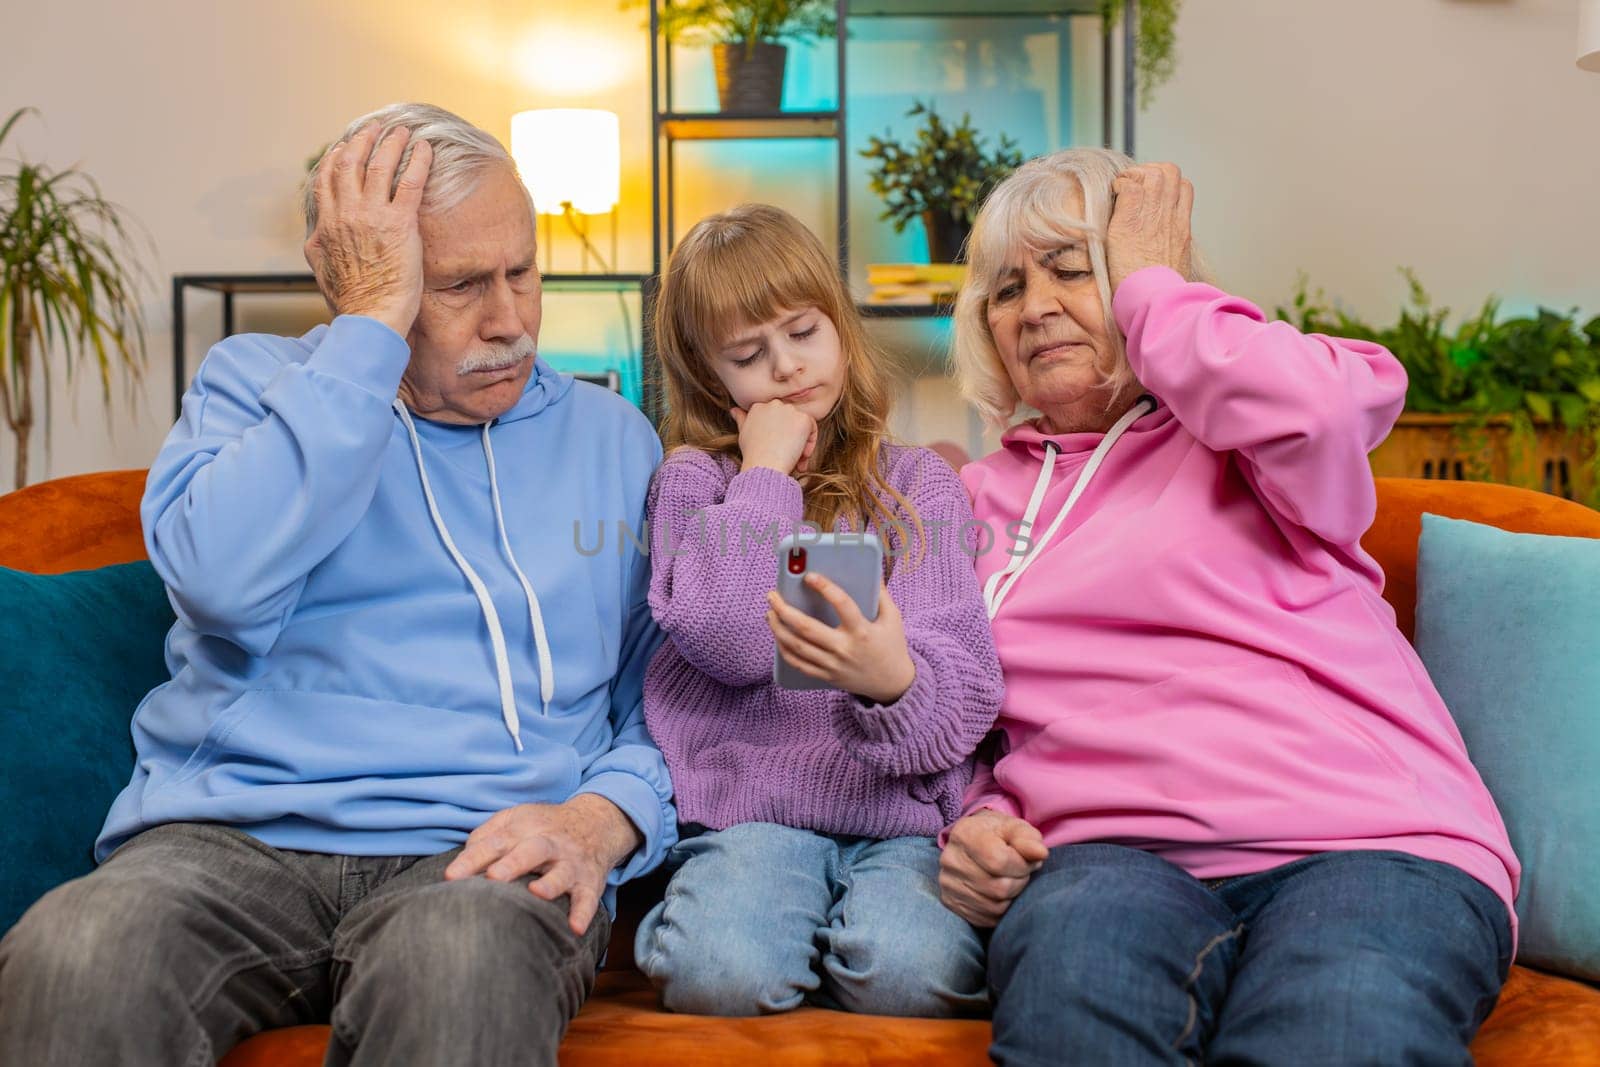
[3,469,1599,1066]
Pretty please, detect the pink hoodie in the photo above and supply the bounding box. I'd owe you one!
[953,266,1518,930]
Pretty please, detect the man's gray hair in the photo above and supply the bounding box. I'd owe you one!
[302,102,528,235]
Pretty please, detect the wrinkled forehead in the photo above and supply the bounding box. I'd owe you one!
[422,233,539,281]
[993,243,1095,280]
[419,174,538,277]
[976,177,1095,282]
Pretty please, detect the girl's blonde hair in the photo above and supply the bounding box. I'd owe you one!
[952,147,1208,429]
[654,203,924,566]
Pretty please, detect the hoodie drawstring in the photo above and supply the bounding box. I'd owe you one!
[983,396,1155,619]
[482,420,555,721]
[394,401,556,753]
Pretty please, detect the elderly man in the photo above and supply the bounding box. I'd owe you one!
[0,103,672,1066]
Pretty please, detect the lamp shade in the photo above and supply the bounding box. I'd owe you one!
[510,109,620,215]
[1582,0,1600,72]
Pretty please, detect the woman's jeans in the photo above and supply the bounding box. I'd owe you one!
[635,821,987,1017]
[987,844,1514,1066]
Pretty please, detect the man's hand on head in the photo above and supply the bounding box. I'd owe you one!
[303,122,433,340]
[442,794,643,936]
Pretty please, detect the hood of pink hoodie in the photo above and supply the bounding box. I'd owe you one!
[998,398,1175,460]
[956,267,1519,937]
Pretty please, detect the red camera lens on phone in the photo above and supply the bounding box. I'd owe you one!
[787,547,807,575]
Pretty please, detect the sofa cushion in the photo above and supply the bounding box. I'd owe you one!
[0,561,174,934]
[1416,514,1600,981]
[1364,479,1600,643]
[1471,965,1600,1066]
[0,469,148,573]
[218,965,1600,1066]
[219,970,994,1066]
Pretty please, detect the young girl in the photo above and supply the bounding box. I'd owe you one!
[634,203,1004,1018]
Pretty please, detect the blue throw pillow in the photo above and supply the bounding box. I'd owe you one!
[1416,513,1600,980]
[0,562,174,935]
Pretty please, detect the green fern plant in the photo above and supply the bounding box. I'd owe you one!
[859,101,1023,234]
[1098,0,1184,108]
[644,0,837,50]
[1277,270,1600,506]
[0,107,151,488]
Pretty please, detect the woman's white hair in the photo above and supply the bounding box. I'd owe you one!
[302,102,527,235]
[951,146,1206,429]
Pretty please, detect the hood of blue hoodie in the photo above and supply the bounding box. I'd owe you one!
[293,322,573,427]
[496,354,572,424]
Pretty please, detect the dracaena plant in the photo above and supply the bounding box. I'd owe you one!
[0,107,151,489]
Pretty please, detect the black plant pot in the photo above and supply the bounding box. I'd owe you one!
[922,210,971,264]
[713,42,787,113]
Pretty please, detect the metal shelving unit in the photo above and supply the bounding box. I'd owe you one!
[647,0,1135,270]
[638,0,1136,419]
[649,1,850,275]
[171,272,652,422]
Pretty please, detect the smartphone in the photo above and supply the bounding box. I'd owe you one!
[773,532,883,690]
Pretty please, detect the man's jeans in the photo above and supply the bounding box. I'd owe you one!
[635,821,987,1017]
[0,821,609,1067]
[987,844,1514,1067]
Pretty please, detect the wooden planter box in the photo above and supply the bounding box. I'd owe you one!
[1370,413,1597,504]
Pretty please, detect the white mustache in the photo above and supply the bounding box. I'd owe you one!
[458,336,536,376]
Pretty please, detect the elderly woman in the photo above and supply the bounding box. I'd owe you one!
[939,149,1519,1065]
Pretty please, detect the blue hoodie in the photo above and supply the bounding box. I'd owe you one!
[97,315,674,908]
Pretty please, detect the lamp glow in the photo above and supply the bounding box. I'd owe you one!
[510,109,620,216]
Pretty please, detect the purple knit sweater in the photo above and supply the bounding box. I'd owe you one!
[642,443,1005,839]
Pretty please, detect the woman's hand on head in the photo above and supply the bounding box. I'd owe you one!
[732,400,818,476]
[1106,161,1194,295]
[939,808,1049,928]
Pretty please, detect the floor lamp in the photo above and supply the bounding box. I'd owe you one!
[510,108,635,365]
[510,108,622,274]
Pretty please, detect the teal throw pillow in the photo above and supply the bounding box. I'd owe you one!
[0,561,173,934]
[1416,513,1600,980]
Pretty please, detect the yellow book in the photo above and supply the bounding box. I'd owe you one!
[866,290,939,305]
[866,263,968,287]
[869,282,958,299]
[867,265,920,285]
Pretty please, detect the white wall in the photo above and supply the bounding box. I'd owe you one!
[1,0,660,487]
[1142,0,1600,319]
[3,0,1597,485]
[899,0,1600,460]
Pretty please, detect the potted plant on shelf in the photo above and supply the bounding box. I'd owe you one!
[1279,270,1600,506]
[860,101,1023,265]
[0,107,150,490]
[653,0,839,113]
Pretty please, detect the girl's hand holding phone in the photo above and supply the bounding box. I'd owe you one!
[766,574,915,704]
[732,401,818,476]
